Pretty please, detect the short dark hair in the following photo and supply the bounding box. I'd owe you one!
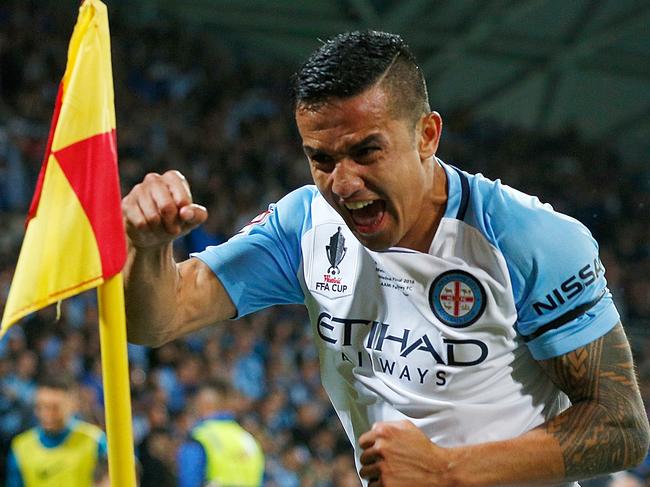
[200,378,232,397]
[38,374,76,392]
[291,30,430,124]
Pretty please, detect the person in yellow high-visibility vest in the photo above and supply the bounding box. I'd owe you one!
[177,380,264,487]
[5,375,107,487]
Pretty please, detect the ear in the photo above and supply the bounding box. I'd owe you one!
[417,111,442,161]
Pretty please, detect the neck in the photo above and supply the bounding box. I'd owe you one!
[408,158,448,253]
[39,422,73,448]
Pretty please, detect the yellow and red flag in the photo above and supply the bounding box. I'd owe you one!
[1,0,126,334]
[2,3,137,484]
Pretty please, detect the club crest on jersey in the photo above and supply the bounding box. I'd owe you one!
[429,270,486,327]
[308,224,357,299]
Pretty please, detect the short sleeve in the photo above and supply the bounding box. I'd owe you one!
[5,449,24,487]
[470,177,619,360]
[97,432,108,458]
[192,186,316,317]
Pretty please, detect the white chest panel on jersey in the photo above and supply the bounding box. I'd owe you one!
[299,195,572,484]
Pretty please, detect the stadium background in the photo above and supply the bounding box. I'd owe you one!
[0,0,648,485]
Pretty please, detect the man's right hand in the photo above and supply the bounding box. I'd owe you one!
[122,170,208,248]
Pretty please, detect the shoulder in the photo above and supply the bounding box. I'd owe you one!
[10,427,37,447]
[277,184,320,208]
[273,185,319,232]
[180,437,207,457]
[259,185,318,226]
[454,167,597,270]
[461,168,581,239]
[447,166,618,359]
[235,184,318,239]
[72,420,105,442]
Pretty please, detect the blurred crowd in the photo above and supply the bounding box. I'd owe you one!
[0,2,648,486]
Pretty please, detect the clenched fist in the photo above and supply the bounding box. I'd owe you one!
[359,420,451,487]
[122,170,208,249]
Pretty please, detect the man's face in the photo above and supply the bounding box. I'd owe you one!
[296,85,441,251]
[35,387,75,434]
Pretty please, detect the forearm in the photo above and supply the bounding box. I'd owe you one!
[542,324,650,479]
[121,171,228,345]
[124,239,236,346]
[443,427,562,486]
[446,401,647,486]
[446,324,650,486]
[123,241,180,346]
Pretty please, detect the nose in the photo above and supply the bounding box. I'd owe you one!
[331,159,363,199]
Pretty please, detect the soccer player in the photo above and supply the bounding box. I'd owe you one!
[122,31,650,485]
[5,375,107,487]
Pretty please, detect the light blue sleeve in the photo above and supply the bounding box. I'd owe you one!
[465,175,619,360]
[192,185,316,318]
[97,432,107,459]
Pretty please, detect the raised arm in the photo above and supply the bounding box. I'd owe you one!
[121,170,235,347]
[359,322,650,486]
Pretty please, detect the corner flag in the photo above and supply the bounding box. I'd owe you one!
[0,0,126,333]
[0,2,137,485]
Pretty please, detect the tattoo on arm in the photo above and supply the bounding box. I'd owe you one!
[539,323,649,478]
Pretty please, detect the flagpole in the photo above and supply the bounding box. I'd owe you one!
[98,273,137,487]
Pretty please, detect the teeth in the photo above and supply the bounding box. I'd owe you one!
[345,200,373,210]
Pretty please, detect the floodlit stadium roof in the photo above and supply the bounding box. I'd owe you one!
[121,0,650,162]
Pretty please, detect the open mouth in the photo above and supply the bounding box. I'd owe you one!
[346,200,386,234]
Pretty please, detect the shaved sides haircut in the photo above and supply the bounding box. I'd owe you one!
[291,30,430,126]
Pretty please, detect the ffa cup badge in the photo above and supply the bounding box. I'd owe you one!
[429,270,486,327]
[309,224,357,299]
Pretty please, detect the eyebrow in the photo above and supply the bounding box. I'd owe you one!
[303,133,387,157]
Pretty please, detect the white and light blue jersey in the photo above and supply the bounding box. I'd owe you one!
[194,160,618,484]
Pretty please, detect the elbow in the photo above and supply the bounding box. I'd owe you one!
[620,413,650,470]
[126,325,157,347]
[629,420,650,468]
[126,320,173,348]
[125,300,177,347]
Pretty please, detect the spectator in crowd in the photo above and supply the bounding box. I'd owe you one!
[177,380,264,487]
[5,375,107,487]
[137,426,177,487]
